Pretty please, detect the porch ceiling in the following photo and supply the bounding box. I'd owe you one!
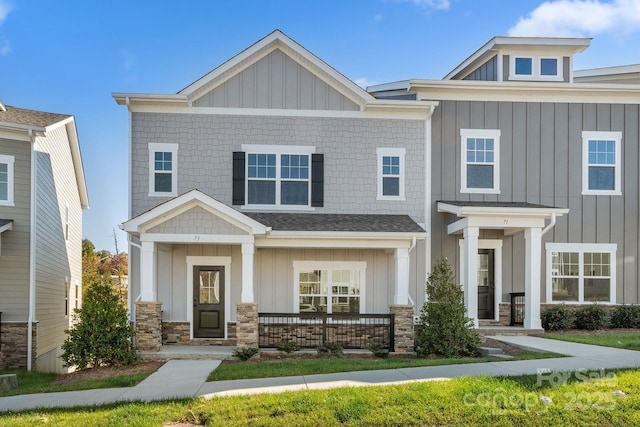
[437,201,569,235]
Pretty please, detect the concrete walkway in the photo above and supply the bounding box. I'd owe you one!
[1,336,640,412]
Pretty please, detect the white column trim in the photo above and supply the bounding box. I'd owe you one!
[395,248,410,305]
[140,241,156,301]
[241,243,255,303]
[463,227,479,328]
[524,227,543,329]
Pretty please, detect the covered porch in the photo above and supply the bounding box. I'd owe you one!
[437,201,569,330]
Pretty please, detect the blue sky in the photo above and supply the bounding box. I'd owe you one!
[2,0,640,252]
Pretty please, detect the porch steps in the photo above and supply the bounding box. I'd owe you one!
[475,326,544,336]
[139,345,236,361]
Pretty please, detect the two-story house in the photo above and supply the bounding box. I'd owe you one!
[115,31,434,352]
[0,101,89,372]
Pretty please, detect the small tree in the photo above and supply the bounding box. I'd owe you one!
[415,258,480,358]
[61,281,137,369]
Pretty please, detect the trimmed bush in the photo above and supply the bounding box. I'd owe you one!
[610,305,640,328]
[368,343,390,358]
[61,282,137,369]
[276,341,301,354]
[574,304,608,330]
[541,305,575,331]
[415,258,480,358]
[317,342,343,356]
[233,347,259,361]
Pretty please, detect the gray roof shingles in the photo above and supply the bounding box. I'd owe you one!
[0,219,13,228]
[438,200,561,209]
[244,212,425,233]
[0,105,71,128]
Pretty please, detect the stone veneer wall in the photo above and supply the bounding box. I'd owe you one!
[236,303,258,348]
[258,323,391,349]
[162,322,237,345]
[389,305,414,353]
[135,302,162,352]
[0,322,37,370]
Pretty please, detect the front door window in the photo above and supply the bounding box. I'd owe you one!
[477,249,495,319]
[193,266,224,338]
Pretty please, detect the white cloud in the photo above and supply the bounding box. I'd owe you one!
[509,0,640,37]
[0,39,9,55]
[354,77,381,89]
[0,1,11,25]
[394,0,450,11]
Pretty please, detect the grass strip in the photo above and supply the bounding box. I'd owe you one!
[544,331,640,351]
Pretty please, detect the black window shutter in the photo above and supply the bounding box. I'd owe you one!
[232,152,245,205]
[311,153,324,207]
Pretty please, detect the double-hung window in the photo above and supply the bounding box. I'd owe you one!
[510,55,562,81]
[294,261,366,314]
[460,129,500,194]
[148,143,178,197]
[241,145,315,208]
[546,243,616,304]
[582,131,622,195]
[377,148,405,200]
[0,154,15,206]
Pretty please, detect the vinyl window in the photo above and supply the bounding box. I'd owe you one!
[148,143,178,197]
[377,148,405,200]
[0,154,15,206]
[460,129,500,194]
[582,131,622,195]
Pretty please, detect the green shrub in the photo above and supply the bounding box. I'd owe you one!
[610,305,640,328]
[367,343,389,358]
[276,341,301,354]
[317,342,343,356]
[61,282,137,369]
[541,305,575,331]
[233,347,259,361]
[415,258,480,358]
[574,304,608,330]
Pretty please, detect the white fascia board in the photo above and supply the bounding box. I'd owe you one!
[63,120,90,209]
[140,233,254,244]
[178,30,373,107]
[111,93,189,108]
[123,189,269,235]
[256,234,423,249]
[410,80,640,104]
[443,37,499,80]
[364,100,438,117]
[0,221,12,234]
[575,64,640,77]
[437,202,569,217]
[0,121,46,135]
[367,80,412,93]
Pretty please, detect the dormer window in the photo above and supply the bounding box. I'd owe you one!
[511,56,562,81]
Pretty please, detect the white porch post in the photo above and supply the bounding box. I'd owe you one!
[463,227,479,328]
[241,243,255,303]
[524,227,543,329]
[394,247,410,305]
[140,240,156,301]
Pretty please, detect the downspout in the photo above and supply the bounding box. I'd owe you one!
[541,213,556,236]
[424,107,433,289]
[27,130,37,371]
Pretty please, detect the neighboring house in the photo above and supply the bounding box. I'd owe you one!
[0,100,89,372]
[370,36,640,330]
[115,31,640,353]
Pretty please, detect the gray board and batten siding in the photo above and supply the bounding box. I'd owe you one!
[430,100,640,304]
[191,50,360,111]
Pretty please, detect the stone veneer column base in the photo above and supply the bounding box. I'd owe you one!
[135,302,162,352]
[0,322,38,370]
[236,303,258,348]
[389,304,414,353]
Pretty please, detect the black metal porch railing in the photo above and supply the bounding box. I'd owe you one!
[258,312,394,350]
[510,292,525,326]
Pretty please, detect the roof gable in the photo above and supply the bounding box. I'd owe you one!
[180,30,373,110]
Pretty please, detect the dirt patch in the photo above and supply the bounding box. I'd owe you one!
[51,361,165,385]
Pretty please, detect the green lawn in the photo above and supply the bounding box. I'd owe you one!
[0,370,152,397]
[0,368,637,426]
[545,331,640,351]
[208,351,563,381]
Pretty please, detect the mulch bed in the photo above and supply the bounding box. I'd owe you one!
[51,361,165,385]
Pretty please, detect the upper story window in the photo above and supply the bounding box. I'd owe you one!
[0,154,15,206]
[234,145,322,209]
[148,143,178,197]
[582,131,622,196]
[546,243,616,304]
[460,129,500,194]
[377,147,405,200]
[510,56,562,81]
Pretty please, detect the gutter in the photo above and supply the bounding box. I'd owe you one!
[541,213,557,236]
[27,130,37,371]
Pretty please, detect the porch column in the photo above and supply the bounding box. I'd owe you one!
[524,227,543,330]
[140,241,156,301]
[463,227,479,328]
[241,243,255,303]
[394,247,410,305]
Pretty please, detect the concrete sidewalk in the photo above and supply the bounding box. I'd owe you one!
[1,336,640,412]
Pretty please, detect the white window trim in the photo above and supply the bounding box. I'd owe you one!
[459,239,503,322]
[582,131,622,196]
[241,144,316,210]
[545,243,617,304]
[376,147,405,201]
[0,154,15,206]
[148,143,179,197]
[293,260,366,314]
[460,129,501,194]
[509,55,563,81]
